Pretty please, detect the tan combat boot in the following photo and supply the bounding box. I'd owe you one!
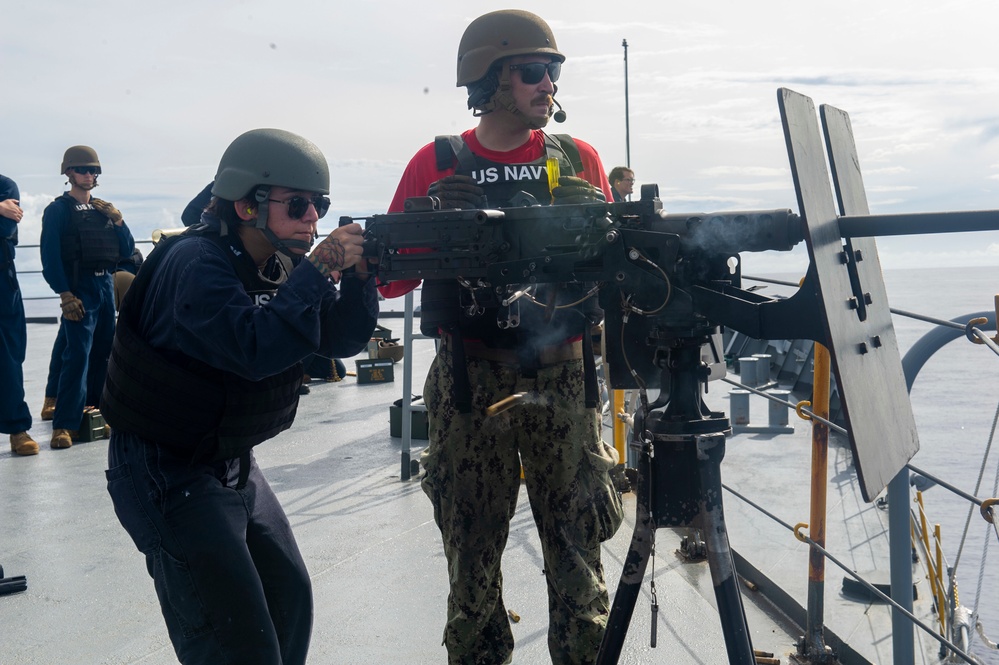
[50,429,75,449]
[10,432,39,456]
[41,397,56,421]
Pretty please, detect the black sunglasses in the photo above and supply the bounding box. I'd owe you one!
[508,61,561,85]
[70,166,100,175]
[268,195,331,220]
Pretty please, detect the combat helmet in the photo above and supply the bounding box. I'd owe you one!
[61,146,102,174]
[213,128,329,201]
[212,128,330,252]
[456,9,563,87]
[456,10,564,126]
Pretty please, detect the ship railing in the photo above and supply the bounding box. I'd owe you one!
[906,462,999,661]
[911,489,954,638]
[722,366,998,664]
[11,238,157,311]
[723,480,983,665]
[724,278,999,664]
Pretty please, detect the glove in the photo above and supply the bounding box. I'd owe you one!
[427,175,487,210]
[551,176,606,205]
[91,198,123,225]
[308,223,364,278]
[59,291,85,321]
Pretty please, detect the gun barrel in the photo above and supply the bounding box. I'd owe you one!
[838,210,999,238]
[655,209,803,254]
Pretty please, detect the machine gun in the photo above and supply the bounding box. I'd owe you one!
[353,186,808,664]
[348,87,999,664]
[355,192,803,389]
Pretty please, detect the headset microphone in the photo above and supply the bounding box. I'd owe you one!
[552,98,567,123]
[551,84,567,123]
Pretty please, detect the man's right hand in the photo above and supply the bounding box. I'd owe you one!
[307,223,365,278]
[59,291,85,321]
[427,175,487,209]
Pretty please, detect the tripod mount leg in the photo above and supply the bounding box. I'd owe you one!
[597,336,755,663]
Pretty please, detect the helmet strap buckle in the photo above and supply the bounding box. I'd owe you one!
[253,187,271,230]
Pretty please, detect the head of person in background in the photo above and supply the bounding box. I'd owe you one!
[608,166,635,202]
[181,182,215,227]
[62,145,102,196]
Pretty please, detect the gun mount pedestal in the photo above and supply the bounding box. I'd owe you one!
[597,333,755,665]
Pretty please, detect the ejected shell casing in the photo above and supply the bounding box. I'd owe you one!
[486,393,527,417]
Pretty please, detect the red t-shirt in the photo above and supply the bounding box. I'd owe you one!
[378,129,613,299]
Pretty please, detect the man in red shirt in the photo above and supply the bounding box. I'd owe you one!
[380,10,623,665]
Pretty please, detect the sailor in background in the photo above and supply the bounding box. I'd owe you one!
[39,146,134,449]
[101,128,378,665]
[379,10,623,665]
[607,166,635,202]
[1,173,39,456]
[181,181,214,227]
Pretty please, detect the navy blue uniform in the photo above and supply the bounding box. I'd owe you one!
[106,219,378,665]
[0,174,31,435]
[40,193,134,431]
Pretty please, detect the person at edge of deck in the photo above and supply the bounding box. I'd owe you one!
[101,128,378,665]
[607,166,635,203]
[1,173,39,456]
[377,10,624,665]
[40,146,135,449]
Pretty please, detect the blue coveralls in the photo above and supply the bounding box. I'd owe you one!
[39,194,134,432]
[105,225,379,665]
[0,174,31,436]
[43,249,143,405]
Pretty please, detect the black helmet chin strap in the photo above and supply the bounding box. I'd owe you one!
[251,187,314,256]
[261,227,312,256]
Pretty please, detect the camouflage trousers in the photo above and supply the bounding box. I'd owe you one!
[421,337,624,665]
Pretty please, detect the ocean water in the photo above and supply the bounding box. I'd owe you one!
[757,265,999,664]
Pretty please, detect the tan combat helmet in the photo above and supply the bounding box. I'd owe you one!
[456,9,563,87]
[61,146,102,174]
[456,10,564,126]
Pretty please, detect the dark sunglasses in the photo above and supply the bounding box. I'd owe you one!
[70,166,100,175]
[268,195,331,220]
[508,61,561,85]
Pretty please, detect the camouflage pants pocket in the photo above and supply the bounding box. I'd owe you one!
[574,438,625,545]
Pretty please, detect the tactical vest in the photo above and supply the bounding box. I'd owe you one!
[58,194,120,273]
[420,133,602,347]
[101,224,304,463]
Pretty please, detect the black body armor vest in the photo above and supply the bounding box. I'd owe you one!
[420,133,602,347]
[58,194,120,273]
[101,224,303,462]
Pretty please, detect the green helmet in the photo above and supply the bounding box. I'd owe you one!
[456,10,564,87]
[212,128,330,201]
[61,145,102,174]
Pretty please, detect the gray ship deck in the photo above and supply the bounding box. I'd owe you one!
[0,318,934,664]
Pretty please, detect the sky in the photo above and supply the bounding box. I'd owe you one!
[4,0,999,293]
